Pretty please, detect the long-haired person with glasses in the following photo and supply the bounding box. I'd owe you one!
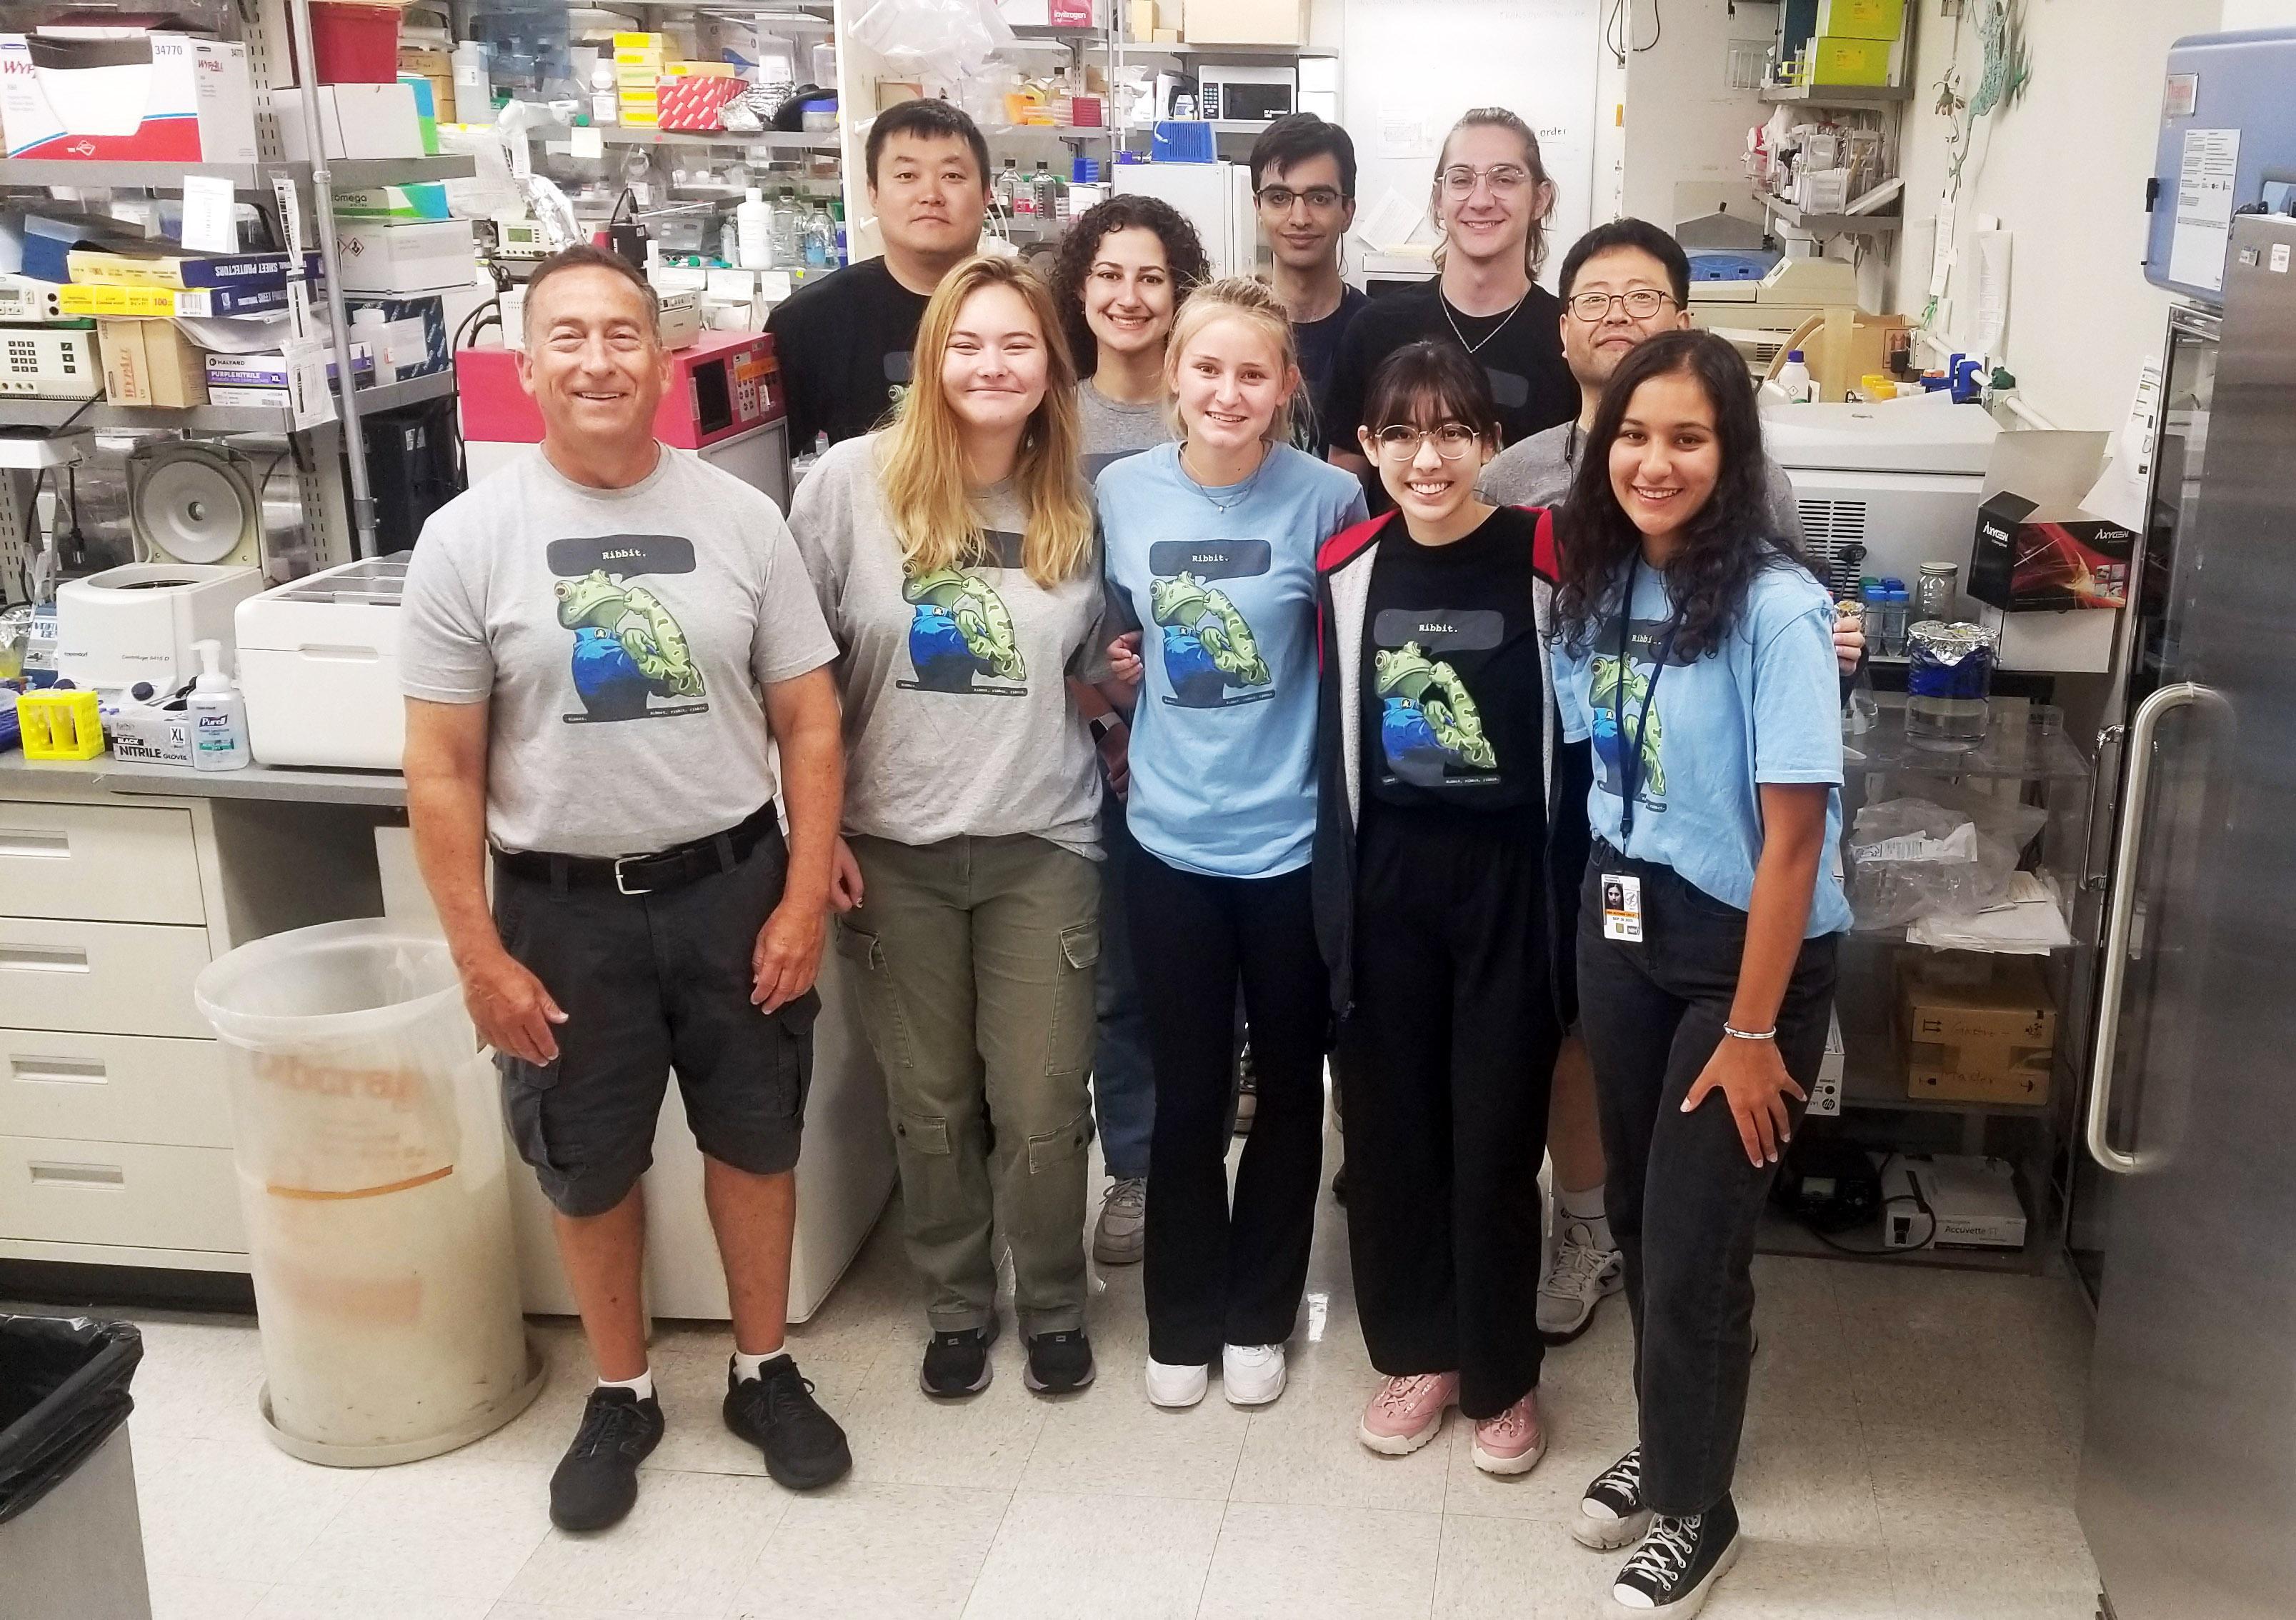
[1312,341,1577,1472]
[1548,330,1848,1615]
[1248,114,1368,434]
[1323,108,1577,498]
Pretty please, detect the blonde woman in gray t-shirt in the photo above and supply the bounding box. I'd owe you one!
[788,254,1124,1400]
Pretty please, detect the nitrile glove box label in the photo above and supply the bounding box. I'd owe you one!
[0,33,256,162]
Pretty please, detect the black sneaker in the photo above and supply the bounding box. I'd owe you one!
[1611,1496,1741,1615]
[920,1318,999,1398]
[1573,1444,1652,1550]
[1023,1329,1096,1394]
[549,1385,664,1532]
[724,1355,852,1491]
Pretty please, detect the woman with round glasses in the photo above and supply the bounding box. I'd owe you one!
[1322,108,1578,501]
[1312,341,1578,1472]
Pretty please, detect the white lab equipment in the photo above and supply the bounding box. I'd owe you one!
[1112,160,1260,280]
[234,555,409,770]
[54,562,264,695]
[1693,256,1864,373]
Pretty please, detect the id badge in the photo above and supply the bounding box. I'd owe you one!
[1601,873,1644,943]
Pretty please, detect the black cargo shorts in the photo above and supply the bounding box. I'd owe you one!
[493,817,819,1216]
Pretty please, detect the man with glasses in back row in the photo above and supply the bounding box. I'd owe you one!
[1249,114,1369,440]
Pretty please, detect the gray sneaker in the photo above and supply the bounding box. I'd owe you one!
[1537,1217,1623,1344]
[1094,1176,1147,1265]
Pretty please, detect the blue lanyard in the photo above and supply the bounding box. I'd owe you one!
[1614,571,1675,844]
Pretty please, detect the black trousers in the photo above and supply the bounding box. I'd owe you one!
[1337,804,1561,1419]
[1574,844,1838,1516]
[1129,846,1328,1366]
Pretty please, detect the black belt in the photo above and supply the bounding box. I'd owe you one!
[494,803,778,897]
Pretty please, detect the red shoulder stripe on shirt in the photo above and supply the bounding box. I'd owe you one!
[1316,509,1397,574]
[1524,505,1561,583]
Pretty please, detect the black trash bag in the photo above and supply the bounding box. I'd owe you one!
[0,1315,142,1526]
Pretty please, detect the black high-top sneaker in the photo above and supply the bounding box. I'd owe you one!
[1611,1494,1741,1615]
[1574,1444,1653,1551]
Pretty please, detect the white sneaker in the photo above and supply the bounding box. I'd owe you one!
[1093,1176,1147,1266]
[1144,1357,1209,1409]
[1537,1217,1624,1344]
[1221,1342,1287,1406]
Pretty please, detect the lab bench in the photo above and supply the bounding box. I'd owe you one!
[0,756,894,1321]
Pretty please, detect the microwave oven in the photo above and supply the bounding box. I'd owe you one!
[1197,65,1295,125]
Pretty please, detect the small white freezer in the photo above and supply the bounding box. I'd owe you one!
[234,554,409,770]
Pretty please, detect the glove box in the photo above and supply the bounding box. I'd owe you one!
[234,555,409,770]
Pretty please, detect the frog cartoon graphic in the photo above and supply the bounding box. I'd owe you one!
[900,566,1027,695]
[1151,571,1271,707]
[1376,641,1497,786]
[1589,649,1666,809]
[554,569,707,723]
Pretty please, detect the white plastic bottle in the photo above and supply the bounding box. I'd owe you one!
[452,42,491,120]
[1775,349,1817,404]
[187,639,251,772]
[589,58,618,126]
[737,187,773,269]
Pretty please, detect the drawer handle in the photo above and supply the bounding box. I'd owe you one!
[0,946,90,974]
[11,1055,106,1084]
[0,829,70,859]
[296,644,381,662]
[29,1161,124,1189]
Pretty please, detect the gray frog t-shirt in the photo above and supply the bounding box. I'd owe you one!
[1480,419,1807,546]
[400,444,837,858]
[1077,379,1174,483]
[787,432,1112,859]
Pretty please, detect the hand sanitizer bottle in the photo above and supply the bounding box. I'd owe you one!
[187,639,251,771]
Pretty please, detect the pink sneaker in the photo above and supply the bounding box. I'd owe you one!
[1470,1389,1546,1476]
[1356,1372,1457,1456]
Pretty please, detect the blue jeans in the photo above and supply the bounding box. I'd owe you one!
[1092,795,1157,1179]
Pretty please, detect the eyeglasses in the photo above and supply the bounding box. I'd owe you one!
[1567,289,1677,322]
[1372,423,1481,459]
[1256,185,1344,211]
[1439,164,1530,198]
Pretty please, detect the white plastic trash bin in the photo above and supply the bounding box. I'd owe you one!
[194,919,545,1466]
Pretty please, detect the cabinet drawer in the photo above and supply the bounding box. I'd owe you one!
[0,801,205,925]
[0,919,213,1039]
[0,1136,244,1254]
[1,1029,231,1149]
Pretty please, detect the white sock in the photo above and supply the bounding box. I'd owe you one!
[731,1345,787,1383]
[1559,1182,1616,1251]
[597,1369,654,1401]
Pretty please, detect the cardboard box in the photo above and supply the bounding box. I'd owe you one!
[97,318,208,408]
[331,183,453,222]
[1974,601,2117,675]
[1182,0,1306,46]
[0,33,256,164]
[346,293,449,378]
[1901,955,2057,1106]
[273,83,424,161]
[1805,35,1893,86]
[330,218,476,294]
[398,44,454,124]
[1970,431,2135,615]
[1816,0,1904,41]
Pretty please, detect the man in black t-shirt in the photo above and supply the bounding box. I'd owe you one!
[1322,108,1577,498]
[1248,114,1369,446]
[766,100,990,449]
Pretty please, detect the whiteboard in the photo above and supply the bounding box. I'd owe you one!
[1337,0,1602,289]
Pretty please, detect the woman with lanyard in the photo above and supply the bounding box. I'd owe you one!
[1311,341,1578,1474]
[1048,196,1208,1269]
[787,255,1119,1401]
[1097,277,1367,1409]
[1547,329,1850,1616]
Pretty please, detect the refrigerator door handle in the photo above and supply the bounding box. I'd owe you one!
[2086,681,2213,1175]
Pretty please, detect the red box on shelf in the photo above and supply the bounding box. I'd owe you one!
[656,74,745,132]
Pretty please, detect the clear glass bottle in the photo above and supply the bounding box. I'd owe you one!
[1913,561,1959,629]
[773,186,802,264]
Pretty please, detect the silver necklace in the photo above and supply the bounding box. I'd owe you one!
[1442,286,1532,356]
[1180,441,1270,512]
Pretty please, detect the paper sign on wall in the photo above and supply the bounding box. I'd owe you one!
[2167,127,2240,294]
[179,175,239,254]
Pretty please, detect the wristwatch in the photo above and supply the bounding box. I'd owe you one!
[1089,714,1122,743]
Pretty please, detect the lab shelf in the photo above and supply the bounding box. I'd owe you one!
[0,371,454,436]
[1118,41,1323,56]
[593,127,839,151]
[1848,696,2092,784]
[0,156,476,191]
[1751,188,1902,236]
[1760,82,1915,105]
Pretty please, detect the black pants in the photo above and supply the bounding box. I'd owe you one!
[1129,846,1327,1366]
[1574,844,1838,1516]
[1337,804,1561,1419]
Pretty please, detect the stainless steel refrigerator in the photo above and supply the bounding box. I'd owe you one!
[2075,210,2296,1618]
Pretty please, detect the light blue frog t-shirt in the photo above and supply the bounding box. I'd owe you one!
[1099,441,1367,878]
[1549,552,1854,937]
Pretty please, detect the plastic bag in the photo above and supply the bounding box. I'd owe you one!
[1846,792,2046,930]
[0,1316,141,1526]
[848,0,1017,84]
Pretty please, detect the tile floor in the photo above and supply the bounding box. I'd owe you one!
[49,1131,2102,1620]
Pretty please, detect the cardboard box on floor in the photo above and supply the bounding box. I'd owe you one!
[1900,954,2057,1106]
